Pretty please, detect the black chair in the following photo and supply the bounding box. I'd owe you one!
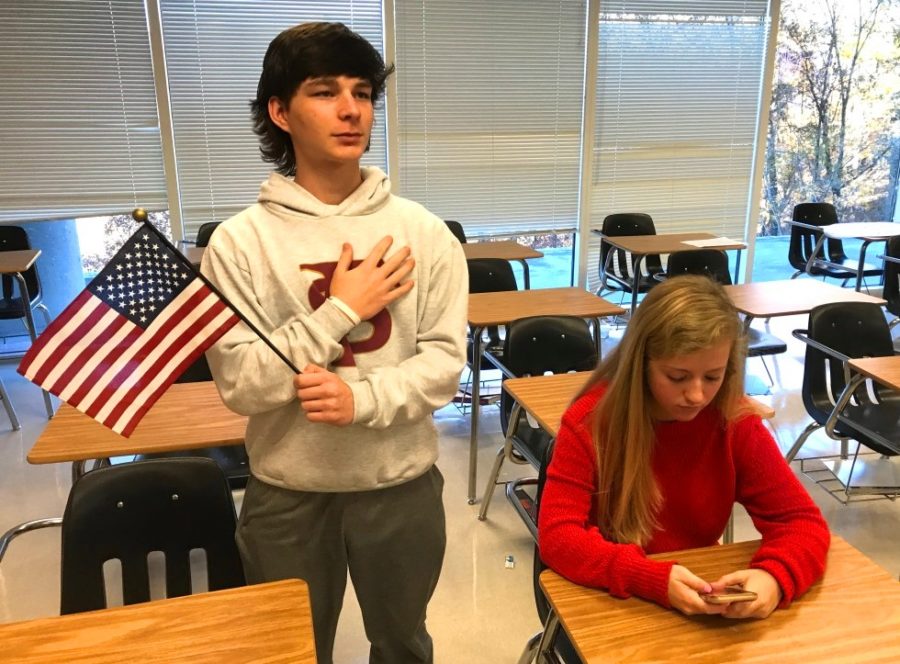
[135,354,250,490]
[788,203,881,285]
[195,222,221,248]
[665,252,785,384]
[597,213,663,299]
[789,302,900,501]
[665,249,732,285]
[0,225,51,333]
[444,220,467,244]
[458,259,519,412]
[514,442,582,664]
[60,457,245,614]
[880,235,900,328]
[478,315,597,520]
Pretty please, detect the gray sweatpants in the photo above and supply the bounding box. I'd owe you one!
[235,465,446,664]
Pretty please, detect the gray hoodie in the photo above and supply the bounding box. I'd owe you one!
[201,167,468,492]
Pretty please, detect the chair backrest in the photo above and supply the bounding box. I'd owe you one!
[599,213,663,285]
[883,236,900,316]
[195,222,222,248]
[802,302,895,455]
[467,258,518,348]
[444,220,467,244]
[665,250,732,285]
[60,458,245,614]
[0,225,40,305]
[788,202,847,272]
[499,316,598,464]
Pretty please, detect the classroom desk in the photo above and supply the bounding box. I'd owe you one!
[0,579,317,663]
[593,232,746,313]
[461,240,543,289]
[0,382,247,562]
[790,220,900,291]
[184,245,204,266]
[465,288,624,503]
[724,278,885,329]
[0,248,53,419]
[536,535,900,663]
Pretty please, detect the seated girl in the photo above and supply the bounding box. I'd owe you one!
[538,275,829,619]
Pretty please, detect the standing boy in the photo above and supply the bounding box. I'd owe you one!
[201,22,468,664]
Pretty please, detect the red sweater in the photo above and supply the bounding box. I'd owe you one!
[537,384,830,609]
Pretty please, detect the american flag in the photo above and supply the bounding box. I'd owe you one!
[18,225,239,437]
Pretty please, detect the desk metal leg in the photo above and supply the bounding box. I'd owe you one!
[478,402,522,520]
[519,259,531,290]
[0,377,20,430]
[468,327,484,504]
[803,234,826,276]
[534,608,562,664]
[855,239,880,292]
[734,249,743,283]
[14,273,53,418]
[629,255,642,314]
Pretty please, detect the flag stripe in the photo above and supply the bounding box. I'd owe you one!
[99,296,231,427]
[19,290,96,378]
[77,280,208,415]
[110,306,238,435]
[62,323,143,405]
[35,308,124,391]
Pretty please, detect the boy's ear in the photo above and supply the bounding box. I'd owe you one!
[268,96,291,133]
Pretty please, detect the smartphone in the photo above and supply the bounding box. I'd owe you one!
[700,585,758,604]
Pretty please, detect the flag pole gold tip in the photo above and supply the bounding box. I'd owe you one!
[132,208,148,223]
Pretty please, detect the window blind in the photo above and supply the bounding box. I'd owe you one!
[586,0,771,290]
[158,0,386,238]
[394,0,586,238]
[0,0,166,223]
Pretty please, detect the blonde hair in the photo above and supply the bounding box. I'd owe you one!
[579,275,755,546]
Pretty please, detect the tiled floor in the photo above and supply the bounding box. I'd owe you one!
[0,309,898,663]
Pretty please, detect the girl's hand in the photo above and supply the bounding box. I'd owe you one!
[710,568,782,619]
[667,564,727,616]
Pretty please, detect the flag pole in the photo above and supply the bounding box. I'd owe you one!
[133,209,301,375]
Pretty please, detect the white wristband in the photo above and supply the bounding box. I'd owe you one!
[328,295,361,326]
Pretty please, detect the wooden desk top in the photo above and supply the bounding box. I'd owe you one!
[597,232,745,255]
[468,287,624,327]
[821,221,900,240]
[540,535,900,663]
[184,245,204,265]
[28,381,247,465]
[0,249,41,274]
[503,372,591,437]
[503,372,775,439]
[724,279,885,318]
[849,356,900,392]
[462,240,543,261]
[1,579,317,663]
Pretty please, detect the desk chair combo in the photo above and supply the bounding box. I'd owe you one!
[788,202,881,286]
[60,457,245,614]
[790,301,900,503]
[596,212,663,305]
[478,316,597,521]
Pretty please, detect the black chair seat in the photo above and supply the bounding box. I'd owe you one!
[135,445,250,490]
[0,297,29,319]
[746,328,787,357]
[838,401,900,457]
[808,257,881,280]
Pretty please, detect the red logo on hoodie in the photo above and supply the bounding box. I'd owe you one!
[301,260,392,367]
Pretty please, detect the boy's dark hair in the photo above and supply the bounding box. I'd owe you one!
[250,22,394,176]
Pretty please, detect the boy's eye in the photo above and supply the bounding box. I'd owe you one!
[355,90,372,100]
